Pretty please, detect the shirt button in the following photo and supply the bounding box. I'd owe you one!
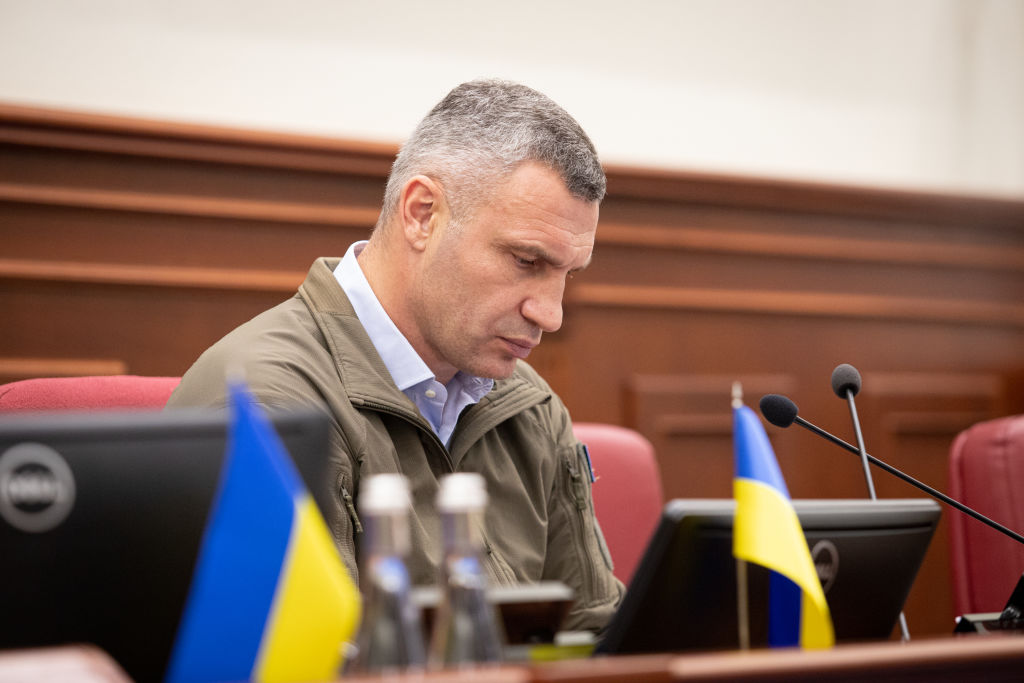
[425,389,437,399]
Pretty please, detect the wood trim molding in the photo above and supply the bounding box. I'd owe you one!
[0,358,128,380]
[862,372,1005,398]
[0,103,395,176]
[0,102,393,152]
[653,413,734,437]
[4,101,1024,227]
[0,259,302,293]
[626,373,797,395]
[4,179,1018,273]
[605,164,1024,229]
[881,411,992,436]
[3,258,1021,328]
[570,284,1024,327]
[0,182,379,227]
[597,223,1024,273]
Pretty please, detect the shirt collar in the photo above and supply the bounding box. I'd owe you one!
[333,241,493,402]
[334,241,434,391]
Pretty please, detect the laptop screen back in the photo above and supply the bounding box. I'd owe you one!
[0,409,331,681]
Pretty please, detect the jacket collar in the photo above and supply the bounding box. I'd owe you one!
[298,258,552,435]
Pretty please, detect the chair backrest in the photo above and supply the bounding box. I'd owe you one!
[0,376,180,412]
[0,381,664,582]
[948,414,1024,615]
[573,422,663,585]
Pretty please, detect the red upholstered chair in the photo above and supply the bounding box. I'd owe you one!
[948,414,1024,615]
[573,422,663,585]
[0,382,663,583]
[0,375,180,412]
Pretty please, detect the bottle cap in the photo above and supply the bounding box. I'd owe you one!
[359,473,412,515]
[437,472,488,512]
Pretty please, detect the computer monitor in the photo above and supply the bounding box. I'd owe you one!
[596,498,941,655]
[0,408,331,682]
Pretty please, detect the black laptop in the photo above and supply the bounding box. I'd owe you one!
[0,408,331,682]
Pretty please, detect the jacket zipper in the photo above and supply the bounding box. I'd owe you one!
[359,399,455,472]
[564,456,597,598]
[339,485,363,534]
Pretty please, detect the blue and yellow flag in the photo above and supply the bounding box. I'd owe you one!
[165,381,361,683]
[732,400,834,649]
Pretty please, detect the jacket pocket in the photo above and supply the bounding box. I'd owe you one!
[482,537,519,586]
[561,443,614,600]
[336,473,363,584]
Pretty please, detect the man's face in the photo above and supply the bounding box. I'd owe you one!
[410,162,599,382]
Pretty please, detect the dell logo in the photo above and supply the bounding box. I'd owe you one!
[0,443,76,533]
[7,467,62,508]
[811,539,839,594]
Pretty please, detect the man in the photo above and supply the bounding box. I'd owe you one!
[167,79,624,632]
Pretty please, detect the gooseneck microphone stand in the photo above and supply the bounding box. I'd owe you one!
[830,364,910,642]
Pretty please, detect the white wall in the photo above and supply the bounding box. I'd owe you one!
[2,0,1022,197]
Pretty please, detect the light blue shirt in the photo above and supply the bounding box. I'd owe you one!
[334,242,494,448]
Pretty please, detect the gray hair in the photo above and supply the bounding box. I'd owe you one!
[377,79,605,229]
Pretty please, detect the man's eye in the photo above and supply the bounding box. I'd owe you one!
[514,256,537,267]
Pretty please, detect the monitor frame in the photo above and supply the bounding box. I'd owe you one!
[596,498,941,655]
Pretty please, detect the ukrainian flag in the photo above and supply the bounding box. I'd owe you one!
[165,381,361,683]
[732,399,834,649]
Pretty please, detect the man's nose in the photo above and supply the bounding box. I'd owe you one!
[522,280,564,333]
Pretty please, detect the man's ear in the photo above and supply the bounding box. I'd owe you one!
[398,175,447,251]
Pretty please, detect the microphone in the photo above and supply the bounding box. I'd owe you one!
[830,363,861,397]
[829,363,905,641]
[759,393,1024,546]
[830,364,877,500]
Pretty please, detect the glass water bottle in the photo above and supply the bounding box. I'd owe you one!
[428,472,505,666]
[346,473,426,674]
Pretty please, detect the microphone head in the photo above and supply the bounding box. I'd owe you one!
[831,363,862,398]
[759,394,799,428]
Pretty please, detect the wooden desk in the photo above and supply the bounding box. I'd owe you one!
[532,635,1024,682]
[5,636,1023,682]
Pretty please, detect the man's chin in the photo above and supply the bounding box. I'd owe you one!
[470,357,519,381]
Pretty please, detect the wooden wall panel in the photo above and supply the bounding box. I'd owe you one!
[2,102,1024,637]
[858,372,1009,638]
[624,373,798,500]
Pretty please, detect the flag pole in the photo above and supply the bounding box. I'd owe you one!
[736,558,750,651]
[732,381,751,651]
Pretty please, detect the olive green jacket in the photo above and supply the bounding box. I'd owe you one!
[166,257,624,632]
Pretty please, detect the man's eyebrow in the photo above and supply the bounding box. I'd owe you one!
[511,243,592,271]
